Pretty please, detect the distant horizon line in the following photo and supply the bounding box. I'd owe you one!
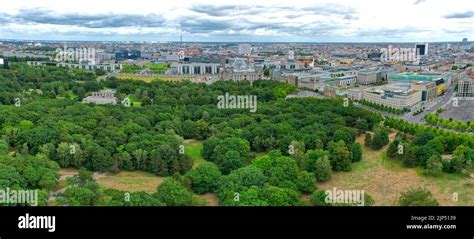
[0,38,470,45]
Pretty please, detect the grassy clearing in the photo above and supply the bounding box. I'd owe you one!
[58,168,79,179]
[184,139,207,167]
[95,171,164,194]
[128,95,142,107]
[195,193,219,206]
[317,133,473,206]
[58,168,164,194]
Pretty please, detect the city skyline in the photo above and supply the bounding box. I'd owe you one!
[0,0,473,42]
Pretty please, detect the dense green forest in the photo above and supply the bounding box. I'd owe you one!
[0,63,470,206]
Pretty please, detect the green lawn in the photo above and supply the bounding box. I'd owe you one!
[128,95,142,107]
[121,64,142,74]
[144,62,169,74]
[184,140,207,167]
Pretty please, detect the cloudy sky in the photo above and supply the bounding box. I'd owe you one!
[0,0,472,42]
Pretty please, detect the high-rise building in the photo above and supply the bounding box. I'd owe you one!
[462,38,469,45]
[415,43,429,56]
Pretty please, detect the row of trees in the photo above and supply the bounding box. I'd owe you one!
[359,99,404,115]
[385,117,474,153]
[425,113,474,132]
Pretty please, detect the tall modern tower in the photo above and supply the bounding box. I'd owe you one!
[415,43,429,56]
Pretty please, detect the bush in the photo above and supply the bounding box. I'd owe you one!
[399,188,439,206]
[295,171,316,193]
[426,155,443,176]
[313,157,332,182]
[310,190,330,206]
[370,126,389,150]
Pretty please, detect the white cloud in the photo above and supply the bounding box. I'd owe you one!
[0,0,472,42]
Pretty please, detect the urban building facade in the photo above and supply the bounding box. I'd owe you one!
[363,83,422,111]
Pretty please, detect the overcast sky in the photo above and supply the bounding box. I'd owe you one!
[0,0,472,42]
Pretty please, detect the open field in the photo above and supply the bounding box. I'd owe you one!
[57,167,221,205]
[58,169,163,194]
[95,171,164,194]
[317,132,474,206]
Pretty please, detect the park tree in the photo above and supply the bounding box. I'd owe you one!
[87,144,114,172]
[370,126,389,150]
[252,150,299,189]
[413,131,435,146]
[364,133,372,147]
[295,171,316,193]
[402,144,419,168]
[351,142,363,162]
[305,149,327,173]
[185,163,222,194]
[216,166,267,204]
[310,190,331,206]
[387,139,400,158]
[451,145,474,174]
[327,140,352,172]
[416,145,440,167]
[312,155,332,182]
[60,187,97,206]
[426,138,444,155]
[215,150,245,175]
[211,137,251,171]
[259,185,300,206]
[332,128,357,145]
[155,178,194,206]
[289,140,307,169]
[0,139,8,155]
